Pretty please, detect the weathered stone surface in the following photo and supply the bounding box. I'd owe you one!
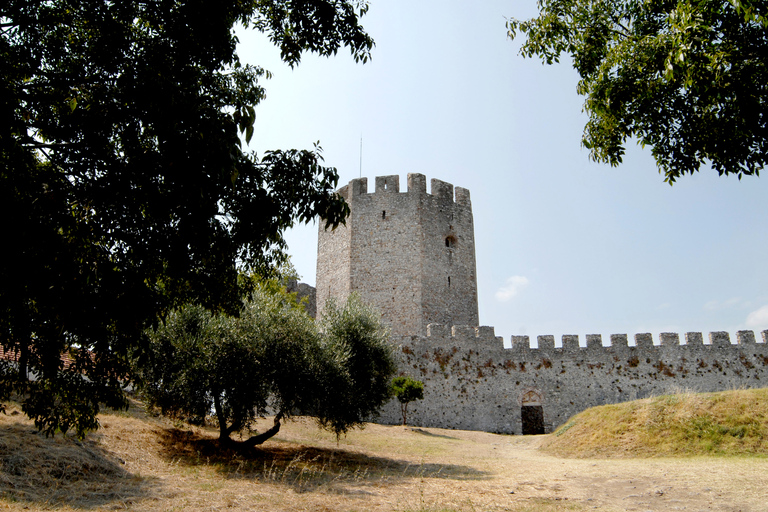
[660,332,680,346]
[313,174,768,436]
[316,174,478,336]
[378,326,768,434]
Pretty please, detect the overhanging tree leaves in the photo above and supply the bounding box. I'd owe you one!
[0,0,373,437]
[508,0,768,183]
[136,286,396,447]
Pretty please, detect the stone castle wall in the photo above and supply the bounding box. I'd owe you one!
[316,174,478,336]
[314,173,768,435]
[377,327,768,434]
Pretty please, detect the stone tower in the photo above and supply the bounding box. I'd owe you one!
[316,173,478,336]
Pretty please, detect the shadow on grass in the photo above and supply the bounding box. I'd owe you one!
[408,427,460,440]
[0,420,158,509]
[158,428,489,492]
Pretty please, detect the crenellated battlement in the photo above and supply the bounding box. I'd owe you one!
[419,325,768,357]
[336,173,471,207]
[319,174,768,437]
[504,330,768,352]
[317,173,478,337]
[384,325,768,435]
[426,323,500,341]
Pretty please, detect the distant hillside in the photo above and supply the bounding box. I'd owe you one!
[541,388,768,458]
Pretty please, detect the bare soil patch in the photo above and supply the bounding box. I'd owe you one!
[1,401,767,511]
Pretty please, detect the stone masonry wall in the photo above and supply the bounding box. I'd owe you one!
[420,178,478,329]
[316,181,353,314]
[377,327,768,434]
[315,173,768,436]
[316,174,478,336]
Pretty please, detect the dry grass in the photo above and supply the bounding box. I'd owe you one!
[542,388,768,458]
[0,403,157,509]
[2,392,768,512]
[0,399,579,512]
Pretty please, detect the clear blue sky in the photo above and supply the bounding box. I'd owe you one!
[236,0,768,346]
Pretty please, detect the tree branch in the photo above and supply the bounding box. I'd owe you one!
[221,411,284,449]
[22,142,79,149]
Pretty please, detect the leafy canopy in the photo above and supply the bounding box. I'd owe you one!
[317,295,398,437]
[390,376,424,426]
[136,287,396,447]
[0,0,373,437]
[508,0,768,183]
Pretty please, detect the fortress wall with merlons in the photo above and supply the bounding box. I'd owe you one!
[377,327,768,434]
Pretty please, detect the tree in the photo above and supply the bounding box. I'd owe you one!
[136,286,396,447]
[0,0,373,437]
[316,294,398,436]
[507,0,768,183]
[390,376,424,426]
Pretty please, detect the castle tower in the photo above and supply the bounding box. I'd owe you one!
[316,174,479,336]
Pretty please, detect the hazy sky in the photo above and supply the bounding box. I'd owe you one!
[236,0,768,346]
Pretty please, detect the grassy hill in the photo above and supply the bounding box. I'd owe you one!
[542,388,768,458]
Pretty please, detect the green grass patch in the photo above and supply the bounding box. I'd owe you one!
[542,388,768,458]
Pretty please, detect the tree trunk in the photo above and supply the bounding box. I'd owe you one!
[241,412,283,448]
[212,392,235,441]
[218,412,284,449]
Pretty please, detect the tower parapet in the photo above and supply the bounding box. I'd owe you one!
[316,174,478,336]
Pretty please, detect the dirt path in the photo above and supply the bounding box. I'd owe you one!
[315,426,768,512]
[489,435,768,511]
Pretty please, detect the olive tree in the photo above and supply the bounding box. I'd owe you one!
[136,287,396,447]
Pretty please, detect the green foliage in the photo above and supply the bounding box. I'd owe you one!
[508,0,768,183]
[317,294,397,437]
[390,376,424,426]
[136,287,396,446]
[1,0,372,436]
[391,376,425,404]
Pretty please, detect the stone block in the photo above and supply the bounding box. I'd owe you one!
[455,187,471,206]
[685,332,704,345]
[477,326,495,340]
[407,173,427,194]
[709,331,731,347]
[375,175,399,193]
[660,332,680,346]
[562,335,579,351]
[737,330,756,345]
[350,177,367,195]
[452,325,475,338]
[586,334,603,349]
[431,178,453,201]
[610,334,628,347]
[427,323,449,337]
[537,335,555,351]
[511,335,530,350]
[635,333,653,348]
